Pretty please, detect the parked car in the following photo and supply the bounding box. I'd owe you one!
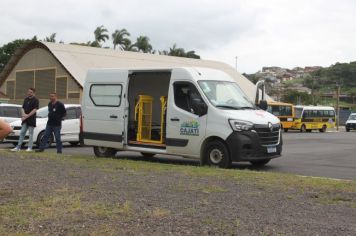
[5,104,81,147]
[0,103,22,123]
[345,113,356,132]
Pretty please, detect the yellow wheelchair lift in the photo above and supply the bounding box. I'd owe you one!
[134,95,167,145]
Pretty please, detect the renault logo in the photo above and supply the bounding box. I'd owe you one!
[268,122,273,132]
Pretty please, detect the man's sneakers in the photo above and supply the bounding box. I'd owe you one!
[10,147,20,152]
[10,147,34,152]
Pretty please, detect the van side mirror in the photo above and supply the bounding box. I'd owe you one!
[192,98,208,116]
[258,100,268,111]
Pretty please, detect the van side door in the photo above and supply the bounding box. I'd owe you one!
[166,78,208,157]
[83,72,127,149]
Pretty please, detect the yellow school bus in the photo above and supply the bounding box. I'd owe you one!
[267,102,294,132]
[292,106,336,132]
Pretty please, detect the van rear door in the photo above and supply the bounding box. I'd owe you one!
[83,70,128,149]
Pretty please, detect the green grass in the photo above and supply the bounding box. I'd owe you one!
[0,150,355,234]
[3,150,356,193]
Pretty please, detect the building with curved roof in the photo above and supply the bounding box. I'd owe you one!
[0,41,261,106]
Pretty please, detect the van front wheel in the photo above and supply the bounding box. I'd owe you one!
[204,140,231,168]
[93,146,117,157]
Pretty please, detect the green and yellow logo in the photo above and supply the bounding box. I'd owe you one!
[180,120,200,136]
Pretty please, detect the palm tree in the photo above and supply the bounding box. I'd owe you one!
[167,44,200,59]
[94,25,109,46]
[44,33,56,42]
[112,28,131,50]
[185,50,200,59]
[168,44,185,57]
[133,36,152,53]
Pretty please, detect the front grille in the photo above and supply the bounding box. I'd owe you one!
[253,124,280,146]
[347,123,356,129]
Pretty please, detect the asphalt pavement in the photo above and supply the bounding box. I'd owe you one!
[1,129,356,180]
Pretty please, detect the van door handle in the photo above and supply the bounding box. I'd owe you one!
[170,118,180,122]
[110,115,118,118]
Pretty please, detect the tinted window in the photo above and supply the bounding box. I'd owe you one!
[174,82,205,115]
[268,105,292,116]
[76,107,82,118]
[65,108,77,120]
[294,107,303,118]
[1,107,21,118]
[90,84,122,107]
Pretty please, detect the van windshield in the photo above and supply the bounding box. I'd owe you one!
[348,114,356,120]
[198,80,255,110]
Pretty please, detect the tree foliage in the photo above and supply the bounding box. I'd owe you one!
[44,33,56,42]
[112,28,131,50]
[94,25,109,45]
[306,62,356,94]
[0,26,201,74]
[162,43,200,59]
[282,90,313,105]
[0,37,37,73]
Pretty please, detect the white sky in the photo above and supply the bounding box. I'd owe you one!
[1,0,356,73]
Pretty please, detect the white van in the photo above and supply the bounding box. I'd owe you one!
[81,67,282,167]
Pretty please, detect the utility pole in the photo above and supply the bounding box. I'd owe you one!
[336,82,340,131]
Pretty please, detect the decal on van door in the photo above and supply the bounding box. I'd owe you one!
[180,120,199,136]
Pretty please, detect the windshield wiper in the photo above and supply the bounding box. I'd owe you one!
[215,105,239,110]
[238,106,255,110]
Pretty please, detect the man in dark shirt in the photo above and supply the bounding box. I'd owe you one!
[36,92,66,154]
[11,87,39,152]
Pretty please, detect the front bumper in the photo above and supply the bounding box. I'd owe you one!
[225,130,282,162]
[4,130,29,143]
[346,123,356,130]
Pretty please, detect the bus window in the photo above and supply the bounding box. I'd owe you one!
[295,107,303,118]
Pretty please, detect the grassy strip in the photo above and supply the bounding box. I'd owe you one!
[2,150,356,194]
[0,150,355,235]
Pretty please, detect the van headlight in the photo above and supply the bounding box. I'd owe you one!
[229,119,253,131]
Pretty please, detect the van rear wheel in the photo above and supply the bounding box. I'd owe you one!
[93,146,117,157]
[204,140,231,168]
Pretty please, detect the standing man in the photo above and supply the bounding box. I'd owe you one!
[11,87,39,152]
[36,92,66,154]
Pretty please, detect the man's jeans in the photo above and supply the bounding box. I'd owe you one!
[39,125,62,153]
[17,123,34,149]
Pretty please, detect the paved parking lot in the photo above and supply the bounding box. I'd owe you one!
[1,129,356,180]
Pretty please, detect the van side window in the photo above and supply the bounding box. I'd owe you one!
[90,84,122,107]
[174,82,205,115]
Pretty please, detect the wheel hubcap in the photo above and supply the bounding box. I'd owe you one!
[98,147,107,153]
[209,148,223,164]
